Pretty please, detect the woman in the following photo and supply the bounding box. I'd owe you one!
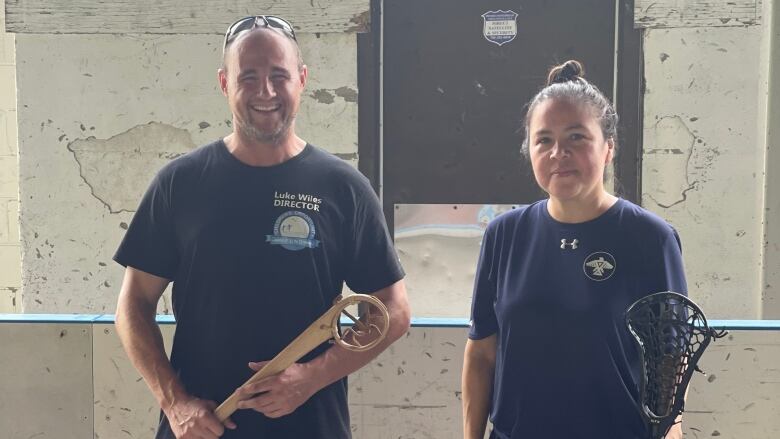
[461,60,686,439]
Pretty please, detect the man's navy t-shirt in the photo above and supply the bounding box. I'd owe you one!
[115,141,404,438]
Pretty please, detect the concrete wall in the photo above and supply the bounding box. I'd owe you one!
[759,0,780,318]
[0,0,20,313]
[1,320,778,439]
[1,1,779,438]
[0,0,777,320]
[5,3,361,313]
[641,26,764,317]
[1,321,93,438]
[638,0,775,319]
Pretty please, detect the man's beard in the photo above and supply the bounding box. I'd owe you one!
[235,111,295,145]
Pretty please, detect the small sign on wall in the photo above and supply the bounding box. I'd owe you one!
[482,10,519,46]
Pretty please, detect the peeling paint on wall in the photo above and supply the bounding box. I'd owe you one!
[334,86,358,102]
[5,0,371,35]
[16,32,358,313]
[311,89,336,104]
[67,122,196,214]
[635,0,762,29]
[348,10,371,33]
[310,86,359,105]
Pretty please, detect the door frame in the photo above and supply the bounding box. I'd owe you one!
[358,0,645,223]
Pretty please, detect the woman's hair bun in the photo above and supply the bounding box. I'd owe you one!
[546,60,585,86]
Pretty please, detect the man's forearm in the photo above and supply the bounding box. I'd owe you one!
[115,298,188,413]
[304,283,411,392]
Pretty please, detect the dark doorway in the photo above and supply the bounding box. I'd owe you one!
[379,0,640,231]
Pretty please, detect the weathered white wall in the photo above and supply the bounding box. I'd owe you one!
[94,323,175,438]
[2,1,778,438]
[759,0,780,318]
[685,329,780,438]
[640,4,770,318]
[350,327,465,438]
[1,321,778,439]
[4,0,371,35]
[634,0,762,28]
[2,0,778,321]
[0,0,20,313]
[13,28,357,313]
[0,322,94,438]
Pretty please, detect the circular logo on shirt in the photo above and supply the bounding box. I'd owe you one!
[266,211,320,251]
[583,251,616,281]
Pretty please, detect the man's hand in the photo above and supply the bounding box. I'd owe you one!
[235,361,318,418]
[167,397,235,439]
[233,282,410,420]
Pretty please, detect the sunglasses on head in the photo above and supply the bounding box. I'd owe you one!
[222,15,297,52]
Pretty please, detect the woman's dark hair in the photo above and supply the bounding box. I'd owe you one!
[521,60,618,158]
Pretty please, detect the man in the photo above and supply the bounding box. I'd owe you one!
[114,15,410,439]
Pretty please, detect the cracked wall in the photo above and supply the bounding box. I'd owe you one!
[642,26,764,317]
[643,115,698,209]
[16,31,358,313]
[67,123,196,214]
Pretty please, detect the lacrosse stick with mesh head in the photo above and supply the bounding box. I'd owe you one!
[625,291,727,439]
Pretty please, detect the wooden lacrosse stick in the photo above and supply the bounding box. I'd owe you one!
[214,293,389,422]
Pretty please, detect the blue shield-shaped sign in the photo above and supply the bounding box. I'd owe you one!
[482,10,519,46]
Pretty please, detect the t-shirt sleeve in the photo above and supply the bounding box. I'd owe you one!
[343,175,405,294]
[645,227,688,296]
[113,173,179,280]
[468,223,499,339]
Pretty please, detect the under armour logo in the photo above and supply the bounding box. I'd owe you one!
[560,239,579,249]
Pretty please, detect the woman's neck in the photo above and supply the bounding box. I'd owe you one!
[547,191,618,224]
